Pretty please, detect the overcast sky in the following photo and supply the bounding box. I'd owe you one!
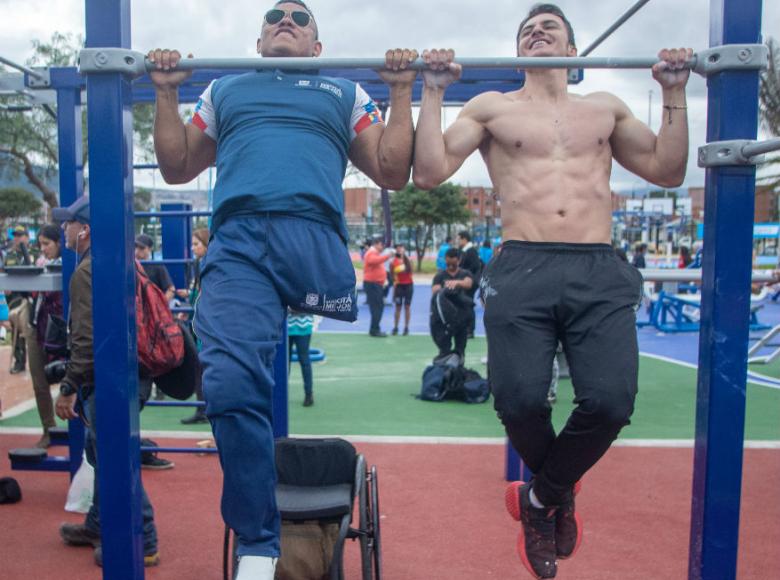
[1,0,777,193]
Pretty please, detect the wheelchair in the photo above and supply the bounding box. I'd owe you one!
[225,437,382,580]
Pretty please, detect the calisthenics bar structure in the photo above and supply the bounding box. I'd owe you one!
[78,46,768,77]
[43,0,767,577]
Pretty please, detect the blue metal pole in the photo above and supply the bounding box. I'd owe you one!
[505,440,533,482]
[689,1,763,578]
[272,321,289,438]
[160,202,191,289]
[84,1,145,579]
[52,67,86,478]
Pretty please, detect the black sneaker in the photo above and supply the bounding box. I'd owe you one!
[505,482,557,579]
[303,393,314,407]
[556,481,583,559]
[141,456,174,470]
[60,523,101,547]
[94,546,159,567]
[180,413,208,425]
[369,331,387,338]
[403,327,409,336]
[391,327,398,335]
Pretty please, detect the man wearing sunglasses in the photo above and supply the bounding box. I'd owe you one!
[148,1,417,577]
[413,3,691,579]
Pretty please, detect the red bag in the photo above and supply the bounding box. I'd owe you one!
[135,260,184,377]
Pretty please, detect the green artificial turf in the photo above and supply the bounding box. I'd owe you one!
[2,333,778,440]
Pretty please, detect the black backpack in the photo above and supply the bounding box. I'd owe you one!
[419,354,490,404]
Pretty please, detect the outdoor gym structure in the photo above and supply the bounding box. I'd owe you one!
[3,0,780,578]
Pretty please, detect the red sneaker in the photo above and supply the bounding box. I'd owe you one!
[506,481,557,579]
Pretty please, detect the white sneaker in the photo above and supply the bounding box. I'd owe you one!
[235,556,277,580]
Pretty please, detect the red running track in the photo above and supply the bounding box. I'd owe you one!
[0,435,778,579]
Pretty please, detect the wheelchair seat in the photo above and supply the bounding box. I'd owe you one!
[227,437,382,580]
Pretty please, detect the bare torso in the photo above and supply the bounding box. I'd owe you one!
[473,90,618,243]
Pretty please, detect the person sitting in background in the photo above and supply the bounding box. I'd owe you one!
[430,248,474,360]
[391,243,414,336]
[288,310,315,407]
[178,227,210,425]
[23,224,64,448]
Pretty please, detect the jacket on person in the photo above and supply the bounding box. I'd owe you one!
[63,250,94,388]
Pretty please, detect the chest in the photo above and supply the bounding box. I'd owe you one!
[486,101,615,157]
[214,74,353,137]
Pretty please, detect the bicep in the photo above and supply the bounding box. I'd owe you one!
[183,124,217,178]
[440,115,487,175]
[609,102,658,177]
[348,124,386,185]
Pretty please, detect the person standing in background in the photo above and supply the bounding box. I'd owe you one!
[288,311,315,407]
[391,243,414,336]
[363,238,393,337]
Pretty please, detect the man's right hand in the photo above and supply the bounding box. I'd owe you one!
[147,49,193,89]
[421,49,462,90]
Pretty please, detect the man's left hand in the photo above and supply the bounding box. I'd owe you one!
[378,48,419,87]
[652,47,693,89]
[55,393,78,421]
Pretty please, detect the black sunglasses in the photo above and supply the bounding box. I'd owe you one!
[264,8,311,28]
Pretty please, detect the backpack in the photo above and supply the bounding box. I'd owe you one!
[418,354,490,404]
[135,260,184,377]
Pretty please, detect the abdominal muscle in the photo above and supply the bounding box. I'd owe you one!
[485,148,614,244]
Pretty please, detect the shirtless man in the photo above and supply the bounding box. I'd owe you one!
[413,4,691,578]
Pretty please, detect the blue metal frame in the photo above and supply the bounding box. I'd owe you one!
[41,1,763,577]
[689,1,763,579]
[160,202,191,289]
[85,1,146,578]
[51,66,87,478]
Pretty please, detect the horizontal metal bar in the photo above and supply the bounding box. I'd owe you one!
[141,446,217,454]
[78,46,768,80]
[135,210,213,218]
[144,400,205,407]
[580,0,653,57]
[139,258,194,265]
[640,269,775,282]
[743,137,780,158]
[0,55,45,80]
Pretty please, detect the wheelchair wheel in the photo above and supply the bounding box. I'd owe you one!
[358,463,373,580]
[370,466,382,580]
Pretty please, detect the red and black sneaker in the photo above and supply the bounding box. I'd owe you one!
[555,480,583,559]
[506,481,558,579]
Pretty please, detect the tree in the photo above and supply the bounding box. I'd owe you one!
[0,187,42,228]
[0,33,156,211]
[389,182,471,271]
[758,37,779,215]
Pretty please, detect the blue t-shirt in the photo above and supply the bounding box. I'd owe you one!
[192,70,383,240]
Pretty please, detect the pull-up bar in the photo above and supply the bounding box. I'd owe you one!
[78,45,768,79]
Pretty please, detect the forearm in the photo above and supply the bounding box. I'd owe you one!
[413,86,448,189]
[377,85,414,189]
[154,87,190,183]
[653,87,689,186]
